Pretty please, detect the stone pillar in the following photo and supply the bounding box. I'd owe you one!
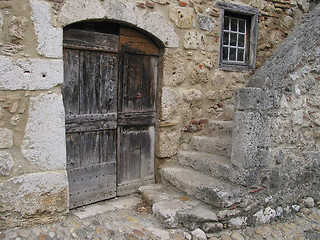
[231,88,273,169]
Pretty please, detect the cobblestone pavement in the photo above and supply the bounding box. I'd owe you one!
[1,194,320,240]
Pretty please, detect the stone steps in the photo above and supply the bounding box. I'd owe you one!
[159,165,249,209]
[178,150,235,181]
[192,135,232,157]
[138,183,223,231]
[202,120,233,138]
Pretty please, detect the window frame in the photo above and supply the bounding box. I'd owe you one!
[216,1,259,71]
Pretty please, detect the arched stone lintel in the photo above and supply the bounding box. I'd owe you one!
[57,0,179,48]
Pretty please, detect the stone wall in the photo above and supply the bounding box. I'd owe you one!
[232,3,320,225]
[0,0,315,229]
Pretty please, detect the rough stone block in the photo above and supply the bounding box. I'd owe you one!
[228,216,247,229]
[163,51,186,86]
[0,150,14,176]
[22,93,66,170]
[197,14,216,31]
[161,87,179,121]
[105,0,138,26]
[169,7,193,29]
[184,31,206,50]
[231,111,270,169]
[156,127,181,158]
[182,89,203,102]
[152,199,192,228]
[58,0,106,26]
[0,56,63,90]
[253,207,276,225]
[30,0,63,58]
[201,222,223,233]
[0,171,68,229]
[137,11,179,48]
[234,88,278,110]
[0,128,13,149]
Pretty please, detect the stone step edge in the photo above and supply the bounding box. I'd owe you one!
[160,165,250,209]
[138,183,248,232]
[177,150,241,184]
[191,135,232,157]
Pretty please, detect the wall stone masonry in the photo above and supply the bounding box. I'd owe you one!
[0,0,318,230]
[232,2,320,226]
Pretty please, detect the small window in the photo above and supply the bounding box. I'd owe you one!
[216,2,259,71]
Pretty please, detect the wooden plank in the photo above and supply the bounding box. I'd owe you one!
[64,29,119,52]
[68,162,116,208]
[117,176,155,196]
[66,133,81,169]
[215,1,260,15]
[80,132,100,167]
[117,111,156,126]
[100,130,116,163]
[66,120,117,133]
[120,35,159,56]
[120,28,159,56]
[66,113,117,123]
[65,114,117,132]
[117,126,155,195]
[142,56,158,111]
[63,49,80,116]
[121,54,143,112]
[140,126,155,178]
[99,53,118,114]
[79,51,100,114]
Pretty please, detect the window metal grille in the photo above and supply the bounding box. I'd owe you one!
[222,16,247,63]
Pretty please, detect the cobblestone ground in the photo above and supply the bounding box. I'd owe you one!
[1,194,320,240]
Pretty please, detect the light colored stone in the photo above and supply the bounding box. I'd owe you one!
[147,227,171,240]
[72,195,141,219]
[156,127,181,158]
[300,207,312,215]
[22,93,66,170]
[254,207,276,225]
[184,31,206,50]
[191,228,207,240]
[0,11,3,33]
[163,51,186,86]
[30,0,62,58]
[9,16,28,40]
[197,14,216,32]
[9,101,18,113]
[231,232,245,240]
[183,89,203,102]
[228,217,247,229]
[58,0,106,26]
[0,56,63,90]
[297,0,309,12]
[0,171,68,228]
[0,128,13,149]
[104,0,137,26]
[0,150,14,176]
[137,11,179,48]
[292,204,301,212]
[169,7,193,29]
[188,205,218,222]
[303,197,315,208]
[161,87,179,121]
[202,222,223,233]
[183,232,192,240]
[292,110,304,125]
[152,199,192,228]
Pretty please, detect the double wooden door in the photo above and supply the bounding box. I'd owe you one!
[63,24,159,208]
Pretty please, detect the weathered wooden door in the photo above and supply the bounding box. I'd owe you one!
[63,23,159,208]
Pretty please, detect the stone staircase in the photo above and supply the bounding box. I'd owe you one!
[139,120,253,232]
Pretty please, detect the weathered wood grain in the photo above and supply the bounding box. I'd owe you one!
[64,29,119,52]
